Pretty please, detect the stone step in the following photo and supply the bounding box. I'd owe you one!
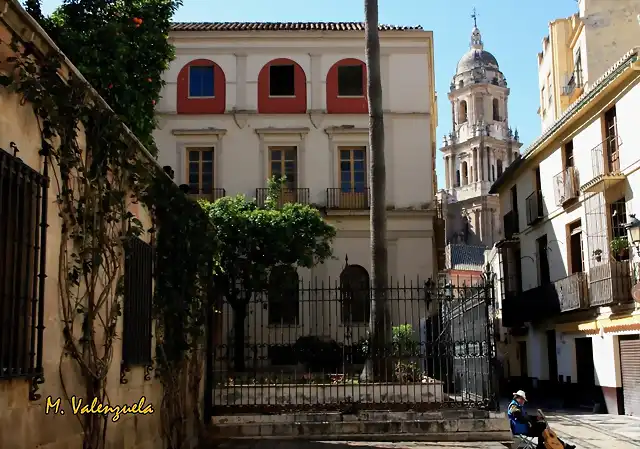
[207,412,511,442]
[212,410,505,425]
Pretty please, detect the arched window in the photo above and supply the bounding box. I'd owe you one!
[268,266,299,325]
[177,59,226,114]
[257,58,307,114]
[492,165,496,181]
[456,169,461,187]
[461,161,469,185]
[492,98,500,121]
[497,159,503,177]
[326,58,367,114]
[458,100,468,123]
[340,264,370,323]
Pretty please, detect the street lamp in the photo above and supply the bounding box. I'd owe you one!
[625,214,640,257]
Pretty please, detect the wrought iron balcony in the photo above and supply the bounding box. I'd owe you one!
[582,135,625,192]
[562,70,583,97]
[326,188,369,210]
[525,190,544,226]
[255,188,310,208]
[503,210,519,239]
[501,283,561,328]
[587,260,633,307]
[553,167,579,207]
[554,272,588,312]
[189,188,226,202]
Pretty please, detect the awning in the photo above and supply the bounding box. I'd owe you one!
[556,313,640,334]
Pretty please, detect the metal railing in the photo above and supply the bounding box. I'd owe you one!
[326,187,369,209]
[503,210,519,239]
[562,70,583,96]
[590,135,622,180]
[0,147,49,397]
[255,187,310,208]
[553,167,579,207]
[525,190,544,226]
[554,272,588,312]
[211,273,497,414]
[501,283,560,328]
[588,260,632,307]
[122,237,154,369]
[189,187,226,202]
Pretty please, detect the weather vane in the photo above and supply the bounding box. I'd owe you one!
[471,8,478,28]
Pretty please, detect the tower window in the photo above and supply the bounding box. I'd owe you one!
[459,100,468,123]
[337,65,364,97]
[269,64,295,96]
[492,99,500,121]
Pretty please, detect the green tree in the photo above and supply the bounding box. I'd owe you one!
[361,0,391,382]
[200,182,335,371]
[24,0,181,154]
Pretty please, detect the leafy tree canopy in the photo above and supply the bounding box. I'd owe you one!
[24,0,181,155]
[200,191,336,304]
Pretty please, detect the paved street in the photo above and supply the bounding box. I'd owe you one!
[213,413,640,449]
[543,412,640,449]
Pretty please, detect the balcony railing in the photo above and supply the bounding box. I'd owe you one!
[256,187,310,208]
[503,210,519,239]
[588,260,632,307]
[561,70,583,96]
[502,283,561,328]
[553,167,579,207]
[525,190,543,226]
[554,272,588,312]
[591,135,622,178]
[326,188,369,210]
[189,188,226,202]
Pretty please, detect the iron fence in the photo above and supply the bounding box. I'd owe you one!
[256,187,310,207]
[0,145,49,400]
[326,187,369,209]
[210,271,497,414]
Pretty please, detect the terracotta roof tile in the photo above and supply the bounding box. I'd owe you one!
[170,22,423,32]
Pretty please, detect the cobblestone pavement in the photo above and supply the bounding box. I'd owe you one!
[543,412,640,449]
[213,413,640,449]
[215,443,507,449]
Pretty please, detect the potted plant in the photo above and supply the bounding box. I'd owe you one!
[610,236,630,261]
[592,248,603,262]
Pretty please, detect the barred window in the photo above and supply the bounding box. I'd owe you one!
[122,237,153,366]
[0,147,47,380]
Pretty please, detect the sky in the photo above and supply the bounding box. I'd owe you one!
[40,0,580,188]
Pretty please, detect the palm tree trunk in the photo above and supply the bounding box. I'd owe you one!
[360,0,391,382]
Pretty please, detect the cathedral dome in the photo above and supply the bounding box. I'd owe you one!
[455,26,499,75]
[456,48,499,74]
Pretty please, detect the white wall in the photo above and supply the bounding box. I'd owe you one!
[498,77,640,290]
[155,33,436,210]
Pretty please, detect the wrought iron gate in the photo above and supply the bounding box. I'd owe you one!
[207,269,497,415]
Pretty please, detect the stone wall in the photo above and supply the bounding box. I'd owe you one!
[0,2,166,448]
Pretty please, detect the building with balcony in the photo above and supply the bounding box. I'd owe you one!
[537,0,640,132]
[488,49,640,416]
[437,18,522,283]
[155,22,438,282]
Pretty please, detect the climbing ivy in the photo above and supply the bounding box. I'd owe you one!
[1,17,213,449]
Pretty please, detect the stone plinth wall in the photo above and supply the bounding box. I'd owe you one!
[214,382,444,407]
[208,410,511,441]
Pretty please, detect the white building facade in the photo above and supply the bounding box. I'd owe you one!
[489,50,640,416]
[154,22,439,368]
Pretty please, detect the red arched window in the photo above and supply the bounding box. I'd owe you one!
[326,58,367,114]
[177,59,226,114]
[257,58,307,114]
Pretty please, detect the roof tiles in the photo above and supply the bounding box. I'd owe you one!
[170,22,423,32]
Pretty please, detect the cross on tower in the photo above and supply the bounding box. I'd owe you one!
[471,8,478,28]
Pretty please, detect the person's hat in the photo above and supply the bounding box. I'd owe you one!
[513,390,527,401]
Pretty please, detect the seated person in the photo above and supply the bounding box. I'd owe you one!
[508,390,576,449]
